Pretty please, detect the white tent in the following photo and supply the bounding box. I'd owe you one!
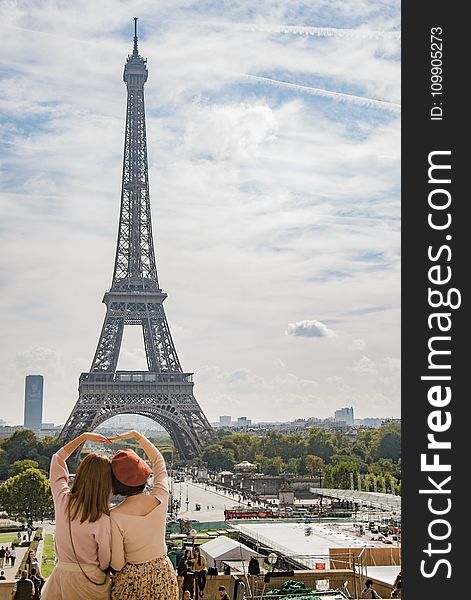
[235,461,257,471]
[199,535,262,570]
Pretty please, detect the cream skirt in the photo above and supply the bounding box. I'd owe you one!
[111,556,178,600]
[41,561,111,600]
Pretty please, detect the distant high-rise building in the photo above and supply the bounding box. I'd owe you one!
[237,416,252,427]
[24,375,44,430]
[219,415,232,427]
[334,406,354,426]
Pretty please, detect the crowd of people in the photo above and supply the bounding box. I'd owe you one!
[176,546,208,598]
[0,546,44,598]
[0,543,18,569]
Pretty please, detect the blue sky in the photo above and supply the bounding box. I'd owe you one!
[0,0,400,426]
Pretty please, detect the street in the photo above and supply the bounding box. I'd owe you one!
[170,479,250,522]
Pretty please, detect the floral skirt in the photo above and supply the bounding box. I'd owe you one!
[111,556,178,600]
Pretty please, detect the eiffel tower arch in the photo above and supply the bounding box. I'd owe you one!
[58,19,215,459]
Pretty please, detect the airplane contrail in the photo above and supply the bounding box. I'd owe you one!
[242,23,401,40]
[237,73,401,112]
[155,18,401,41]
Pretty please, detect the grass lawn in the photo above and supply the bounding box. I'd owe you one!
[41,533,55,578]
[0,531,17,544]
[170,533,224,549]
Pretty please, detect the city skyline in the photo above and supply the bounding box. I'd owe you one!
[0,1,400,426]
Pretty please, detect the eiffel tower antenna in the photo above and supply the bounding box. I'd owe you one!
[133,17,138,54]
[58,20,215,459]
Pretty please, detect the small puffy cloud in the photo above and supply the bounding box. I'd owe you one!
[352,356,377,374]
[285,319,336,338]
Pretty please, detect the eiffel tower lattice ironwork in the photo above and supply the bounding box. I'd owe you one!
[58,19,215,459]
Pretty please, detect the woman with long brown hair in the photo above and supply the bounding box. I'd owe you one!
[41,432,112,600]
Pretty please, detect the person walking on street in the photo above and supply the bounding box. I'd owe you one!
[182,564,195,597]
[177,549,193,596]
[108,430,179,600]
[10,546,17,568]
[192,547,207,597]
[25,550,41,578]
[248,557,260,576]
[5,546,11,567]
[0,546,5,568]
[12,569,35,599]
[40,432,113,600]
[30,567,44,599]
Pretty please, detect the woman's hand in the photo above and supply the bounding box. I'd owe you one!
[107,430,142,442]
[82,432,112,444]
[61,431,111,457]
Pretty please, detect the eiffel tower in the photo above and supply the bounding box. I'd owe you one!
[58,19,215,459]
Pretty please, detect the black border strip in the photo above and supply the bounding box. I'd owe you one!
[402,2,466,596]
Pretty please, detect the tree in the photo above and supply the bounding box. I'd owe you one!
[305,455,325,476]
[329,461,359,489]
[0,448,9,480]
[0,468,53,522]
[284,434,307,459]
[322,465,333,488]
[1,430,41,462]
[306,428,337,463]
[8,460,40,478]
[355,429,381,463]
[232,433,261,462]
[260,432,288,459]
[258,456,286,476]
[285,457,302,475]
[0,431,58,480]
[374,430,401,462]
[201,444,235,471]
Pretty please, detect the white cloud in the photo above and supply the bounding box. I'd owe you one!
[286,319,336,338]
[184,102,278,161]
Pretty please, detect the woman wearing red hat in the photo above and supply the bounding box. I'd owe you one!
[108,430,178,600]
[41,432,112,600]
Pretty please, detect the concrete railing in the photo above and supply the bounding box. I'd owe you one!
[0,582,15,600]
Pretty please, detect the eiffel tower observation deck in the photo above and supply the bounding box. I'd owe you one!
[58,19,215,459]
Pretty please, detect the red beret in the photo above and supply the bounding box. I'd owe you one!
[111,449,152,487]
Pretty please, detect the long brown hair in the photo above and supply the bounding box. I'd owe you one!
[68,453,112,523]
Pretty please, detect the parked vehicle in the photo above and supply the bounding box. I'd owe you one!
[224,505,274,520]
